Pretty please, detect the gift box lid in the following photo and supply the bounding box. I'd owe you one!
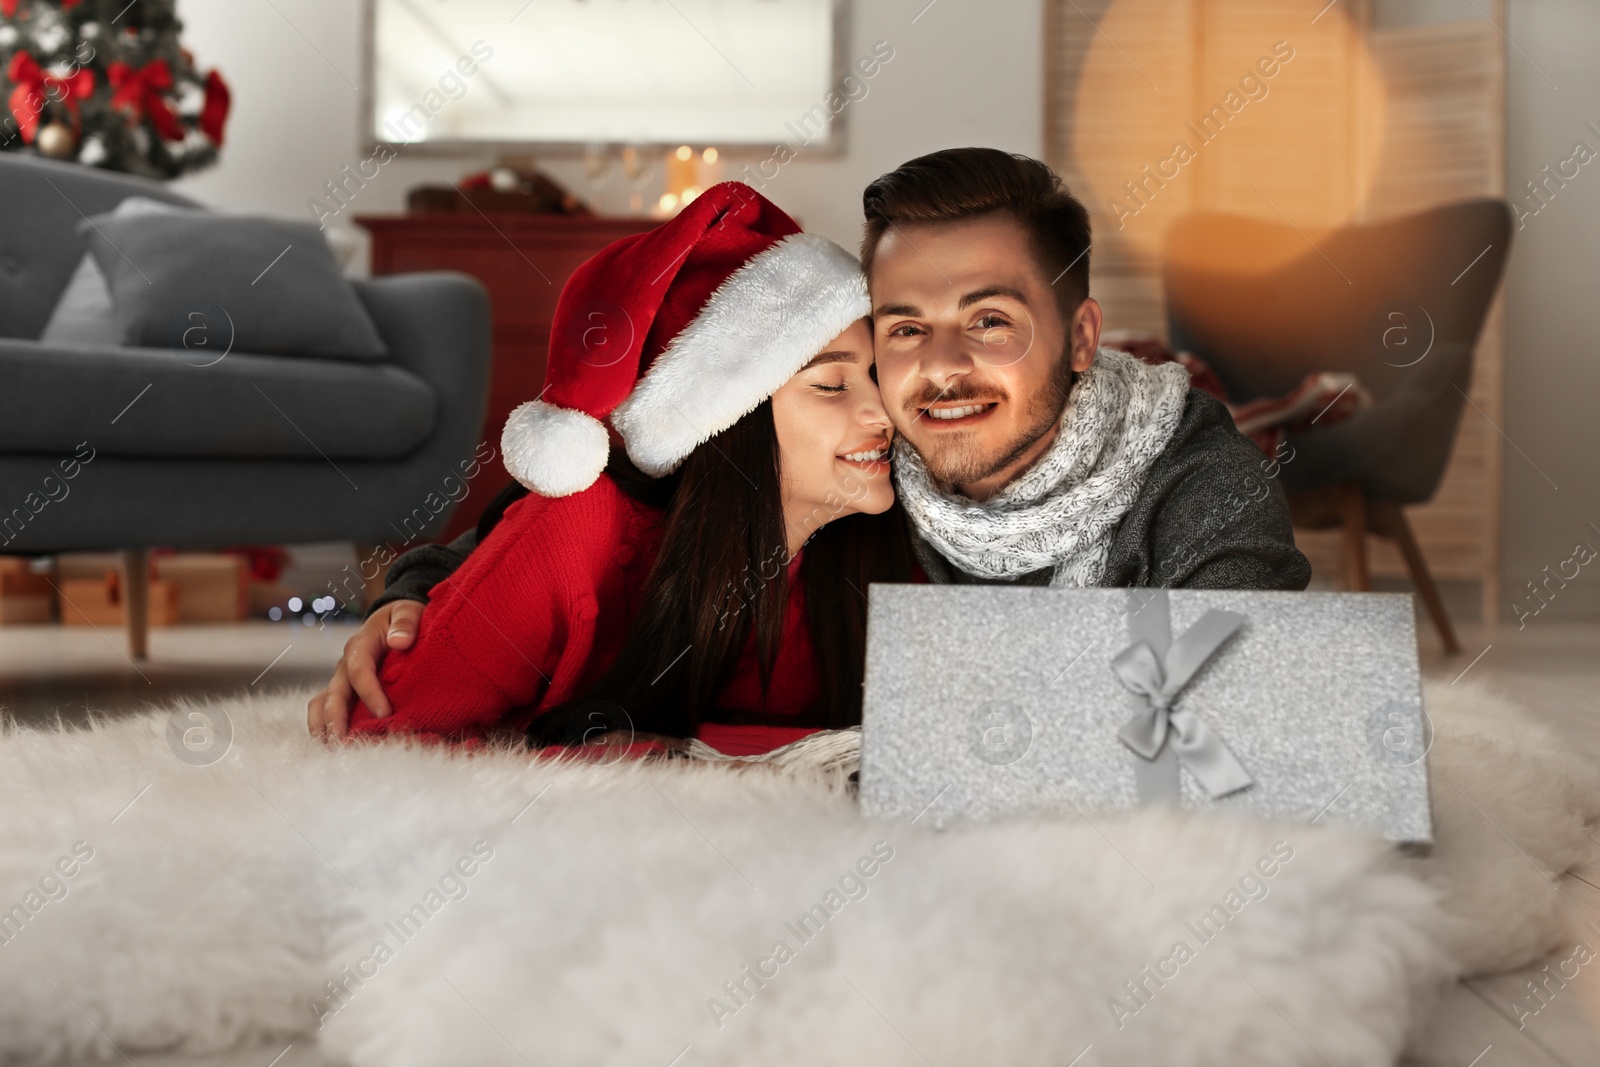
[858,585,1433,845]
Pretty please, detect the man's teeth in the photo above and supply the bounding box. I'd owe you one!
[842,448,888,463]
[927,404,989,420]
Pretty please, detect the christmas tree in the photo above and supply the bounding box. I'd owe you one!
[0,0,229,179]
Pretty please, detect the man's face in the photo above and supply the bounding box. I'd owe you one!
[869,213,1099,497]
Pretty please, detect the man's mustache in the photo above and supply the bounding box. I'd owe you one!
[903,381,1010,413]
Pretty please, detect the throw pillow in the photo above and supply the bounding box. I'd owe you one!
[40,197,195,346]
[79,212,387,360]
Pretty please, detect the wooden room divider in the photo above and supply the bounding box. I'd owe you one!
[1044,0,1508,621]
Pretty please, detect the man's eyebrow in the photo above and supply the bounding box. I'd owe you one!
[958,286,1029,309]
[873,303,921,318]
[802,349,859,369]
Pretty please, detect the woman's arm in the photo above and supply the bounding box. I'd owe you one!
[313,481,537,739]
[365,531,476,613]
[366,476,530,612]
[347,490,586,740]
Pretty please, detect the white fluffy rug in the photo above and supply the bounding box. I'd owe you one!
[0,678,1594,1067]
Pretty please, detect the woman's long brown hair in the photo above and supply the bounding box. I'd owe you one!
[527,400,913,746]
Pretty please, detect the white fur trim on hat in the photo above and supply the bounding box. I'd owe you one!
[610,233,871,477]
[501,399,611,498]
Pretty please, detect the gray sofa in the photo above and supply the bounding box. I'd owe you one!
[0,154,491,654]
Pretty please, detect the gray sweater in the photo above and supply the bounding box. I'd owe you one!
[371,388,1310,610]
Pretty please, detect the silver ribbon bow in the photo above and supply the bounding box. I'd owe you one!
[1112,607,1255,801]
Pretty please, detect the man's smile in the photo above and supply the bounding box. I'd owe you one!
[918,401,999,425]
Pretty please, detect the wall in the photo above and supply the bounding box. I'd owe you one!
[172,0,1043,257]
[1498,0,1600,619]
[1368,0,1600,619]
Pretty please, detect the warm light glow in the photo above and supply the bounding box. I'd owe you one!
[702,147,719,164]
[681,185,702,203]
[659,192,679,212]
[675,145,693,161]
[1070,0,1388,271]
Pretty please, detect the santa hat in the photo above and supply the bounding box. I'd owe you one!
[501,182,871,497]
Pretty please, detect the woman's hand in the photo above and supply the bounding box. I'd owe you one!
[307,600,424,740]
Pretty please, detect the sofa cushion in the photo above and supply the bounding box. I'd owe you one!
[41,197,197,346]
[0,155,200,342]
[0,338,435,460]
[80,212,388,360]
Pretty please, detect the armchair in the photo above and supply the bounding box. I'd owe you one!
[1162,200,1513,653]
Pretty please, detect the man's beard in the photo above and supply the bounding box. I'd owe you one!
[903,346,1077,487]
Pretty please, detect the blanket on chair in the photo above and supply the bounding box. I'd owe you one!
[0,678,1594,1066]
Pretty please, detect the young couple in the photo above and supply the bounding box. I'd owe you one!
[306,148,1310,754]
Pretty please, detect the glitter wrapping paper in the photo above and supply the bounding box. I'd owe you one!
[858,585,1433,844]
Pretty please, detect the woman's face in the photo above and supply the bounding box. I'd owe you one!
[770,318,895,554]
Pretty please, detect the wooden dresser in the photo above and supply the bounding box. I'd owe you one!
[357,214,657,543]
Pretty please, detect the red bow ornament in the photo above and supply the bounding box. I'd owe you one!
[198,69,230,146]
[6,51,94,144]
[108,58,185,141]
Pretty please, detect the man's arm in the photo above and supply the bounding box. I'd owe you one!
[1131,390,1312,591]
[309,479,530,738]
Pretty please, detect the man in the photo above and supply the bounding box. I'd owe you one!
[308,148,1307,737]
[861,148,1307,590]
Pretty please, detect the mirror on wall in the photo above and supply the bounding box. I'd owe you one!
[364,0,845,152]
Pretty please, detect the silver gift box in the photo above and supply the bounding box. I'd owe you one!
[858,585,1433,844]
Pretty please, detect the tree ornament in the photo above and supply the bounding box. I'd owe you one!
[7,51,93,143]
[0,0,231,179]
[35,118,73,156]
[76,130,103,164]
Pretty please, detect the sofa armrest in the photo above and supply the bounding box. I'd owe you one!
[350,271,493,466]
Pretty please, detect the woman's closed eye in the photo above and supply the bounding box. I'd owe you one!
[811,381,848,395]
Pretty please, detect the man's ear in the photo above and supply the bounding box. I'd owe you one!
[1069,298,1103,372]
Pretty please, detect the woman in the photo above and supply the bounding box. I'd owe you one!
[336,183,915,753]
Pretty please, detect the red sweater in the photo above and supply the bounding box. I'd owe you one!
[348,475,825,754]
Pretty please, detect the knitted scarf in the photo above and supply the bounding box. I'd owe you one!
[893,346,1191,587]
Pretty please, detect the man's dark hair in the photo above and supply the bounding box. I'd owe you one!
[860,148,1092,322]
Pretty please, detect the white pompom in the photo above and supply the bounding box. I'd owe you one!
[500,400,610,498]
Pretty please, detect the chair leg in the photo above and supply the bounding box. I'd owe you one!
[1385,505,1462,655]
[1339,482,1370,591]
[123,548,150,661]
